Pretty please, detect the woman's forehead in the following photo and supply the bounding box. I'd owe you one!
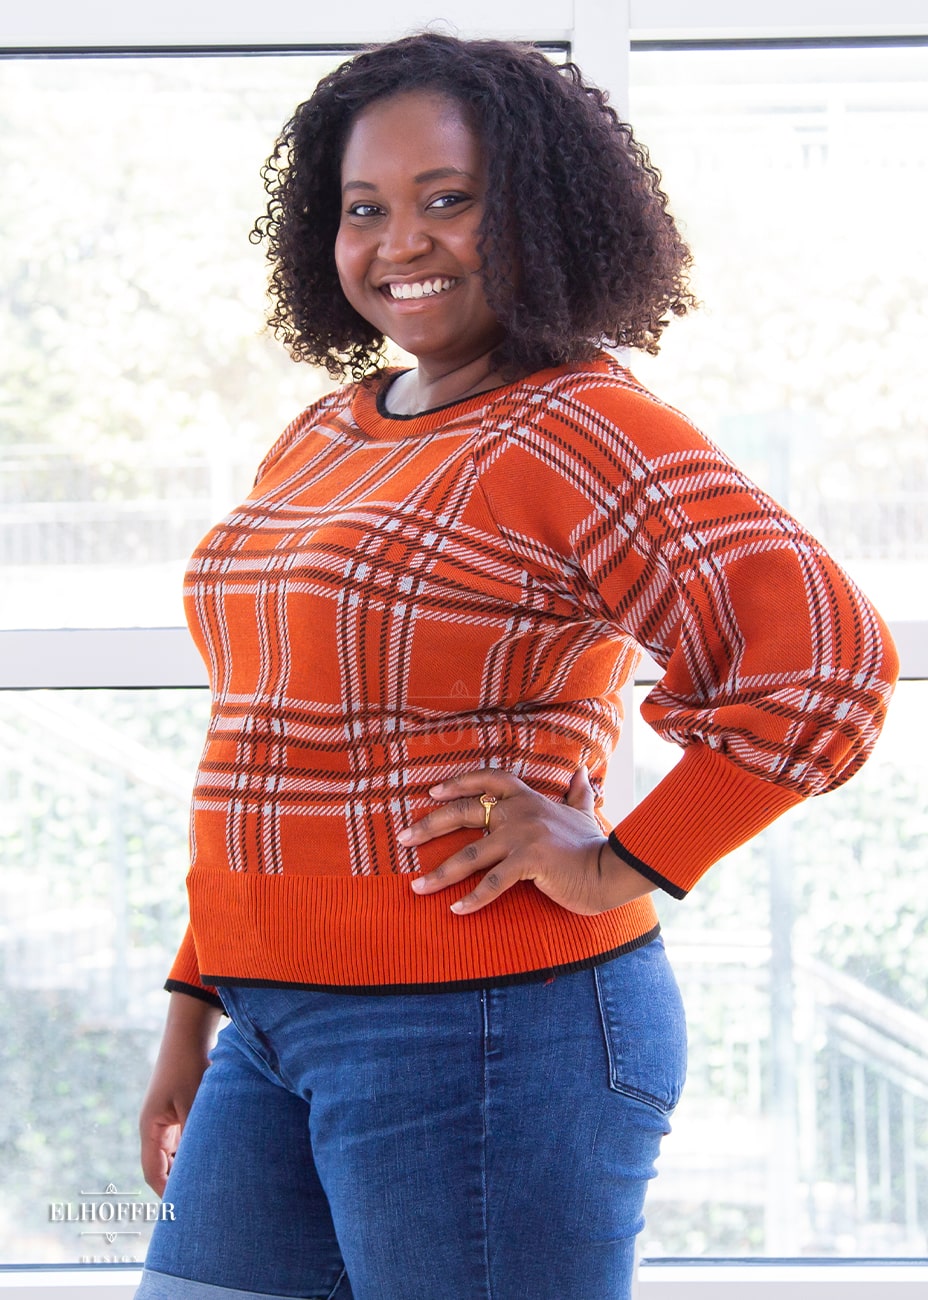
[340,91,485,180]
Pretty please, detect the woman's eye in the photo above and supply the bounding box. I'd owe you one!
[346,202,383,218]
[428,193,469,211]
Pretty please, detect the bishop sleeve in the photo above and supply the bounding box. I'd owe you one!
[474,367,899,896]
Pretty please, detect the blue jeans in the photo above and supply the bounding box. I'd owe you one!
[136,938,686,1300]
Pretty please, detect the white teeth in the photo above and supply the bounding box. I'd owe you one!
[388,278,456,300]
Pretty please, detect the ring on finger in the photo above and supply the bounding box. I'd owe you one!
[479,793,498,833]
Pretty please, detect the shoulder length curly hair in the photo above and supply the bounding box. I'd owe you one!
[251,32,697,380]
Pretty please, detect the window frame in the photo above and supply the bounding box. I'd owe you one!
[1,2,925,1294]
[3,1259,928,1297]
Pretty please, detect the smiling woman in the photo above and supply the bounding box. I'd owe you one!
[250,33,696,383]
[133,30,897,1300]
[334,91,506,412]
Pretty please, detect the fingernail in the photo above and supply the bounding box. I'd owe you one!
[450,900,466,914]
[429,783,445,797]
[397,828,413,845]
[411,877,426,892]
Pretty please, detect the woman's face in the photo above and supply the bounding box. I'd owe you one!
[335,90,504,376]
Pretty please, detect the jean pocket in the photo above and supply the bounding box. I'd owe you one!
[593,938,687,1115]
[214,985,288,1084]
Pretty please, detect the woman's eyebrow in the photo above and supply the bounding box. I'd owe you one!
[342,167,477,194]
[414,167,477,183]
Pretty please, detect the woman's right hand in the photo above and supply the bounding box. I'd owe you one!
[139,992,223,1196]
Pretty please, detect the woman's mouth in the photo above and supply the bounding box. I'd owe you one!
[384,277,460,300]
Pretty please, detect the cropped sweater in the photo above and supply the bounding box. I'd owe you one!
[166,353,898,1002]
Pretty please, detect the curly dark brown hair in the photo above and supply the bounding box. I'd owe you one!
[251,33,697,380]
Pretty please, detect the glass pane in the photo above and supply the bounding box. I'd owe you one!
[0,54,342,631]
[629,46,928,621]
[629,679,928,1258]
[0,688,209,1264]
[628,46,928,1256]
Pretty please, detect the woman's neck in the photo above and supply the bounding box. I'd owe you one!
[383,352,507,416]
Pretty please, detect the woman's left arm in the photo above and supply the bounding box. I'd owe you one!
[401,372,899,912]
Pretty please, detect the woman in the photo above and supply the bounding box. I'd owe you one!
[136,33,898,1300]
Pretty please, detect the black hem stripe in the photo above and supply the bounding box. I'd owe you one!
[164,978,226,1011]
[608,832,688,901]
[200,929,661,997]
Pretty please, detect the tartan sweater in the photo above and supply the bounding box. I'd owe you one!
[167,353,898,1001]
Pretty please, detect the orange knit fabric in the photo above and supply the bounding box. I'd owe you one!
[167,354,897,999]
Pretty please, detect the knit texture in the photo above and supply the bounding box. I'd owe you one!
[167,354,897,996]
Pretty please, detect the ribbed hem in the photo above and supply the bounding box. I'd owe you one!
[166,924,221,1003]
[164,979,225,1011]
[179,870,661,990]
[611,745,804,896]
[206,928,661,995]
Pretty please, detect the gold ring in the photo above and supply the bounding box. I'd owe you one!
[479,793,498,832]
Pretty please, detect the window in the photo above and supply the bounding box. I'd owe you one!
[1,2,925,1293]
[629,44,928,622]
[624,41,928,1257]
[1,51,340,632]
[621,43,925,1258]
[1,688,209,1265]
[0,47,338,1269]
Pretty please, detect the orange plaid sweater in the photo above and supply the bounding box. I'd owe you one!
[167,354,897,1001]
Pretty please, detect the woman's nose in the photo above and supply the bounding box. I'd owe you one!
[378,213,432,262]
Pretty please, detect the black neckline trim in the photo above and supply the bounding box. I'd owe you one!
[374,371,514,421]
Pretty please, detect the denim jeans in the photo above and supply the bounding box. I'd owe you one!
[136,937,686,1300]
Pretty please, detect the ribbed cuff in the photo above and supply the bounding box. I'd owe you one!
[607,832,687,899]
[610,744,804,896]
